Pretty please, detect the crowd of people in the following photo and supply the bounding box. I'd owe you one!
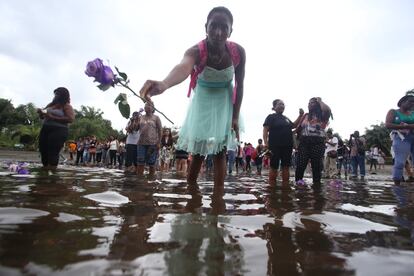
[42,85,408,188]
[61,104,387,184]
[38,7,413,188]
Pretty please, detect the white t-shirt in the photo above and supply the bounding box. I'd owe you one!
[126,130,140,145]
[325,136,338,155]
[109,140,118,150]
[370,147,379,160]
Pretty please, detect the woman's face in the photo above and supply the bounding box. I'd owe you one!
[402,97,414,110]
[274,100,285,114]
[205,12,232,47]
[308,98,318,111]
[144,103,153,114]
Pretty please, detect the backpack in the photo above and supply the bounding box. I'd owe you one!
[187,39,241,104]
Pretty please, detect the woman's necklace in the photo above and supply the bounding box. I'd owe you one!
[207,44,227,65]
[209,52,224,64]
[142,114,151,124]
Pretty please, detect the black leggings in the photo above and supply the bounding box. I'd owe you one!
[38,125,68,167]
[295,136,325,183]
[109,150,117,165]
[245,156,252,171]
[125,144,137,167]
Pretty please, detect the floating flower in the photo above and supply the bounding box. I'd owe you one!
[329,179,343,187]
[8,162,30,175]
[85,58,173,124]
[295,179,306,186]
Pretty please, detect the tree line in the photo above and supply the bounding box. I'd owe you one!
[0,98,392,155]
[0,98,123,150]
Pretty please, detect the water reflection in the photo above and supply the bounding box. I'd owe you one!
[0,165,414,274]
[264,186,349,275]
[161,184,243,275]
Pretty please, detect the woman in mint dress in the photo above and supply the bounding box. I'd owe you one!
[140,6,246,187]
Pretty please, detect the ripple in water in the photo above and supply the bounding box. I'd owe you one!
[282,211,397,234]
[83,191,130,207]
[55,212,84,223]
[0,207,49,224]
[340,203,396,216]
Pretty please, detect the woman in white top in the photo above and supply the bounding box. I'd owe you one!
[108,136,119,168]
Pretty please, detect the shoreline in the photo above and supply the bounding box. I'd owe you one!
[0,149,393,177]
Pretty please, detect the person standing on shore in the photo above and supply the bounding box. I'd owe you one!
[37,87,75,172]
[139,6,246,187]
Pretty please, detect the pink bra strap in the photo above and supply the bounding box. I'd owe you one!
[188,39,240,104]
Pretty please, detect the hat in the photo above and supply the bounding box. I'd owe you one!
[398,90,414,107]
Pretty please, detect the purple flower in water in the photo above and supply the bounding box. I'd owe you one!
[8,163,18,172]
[296,179,306,186]
[8,163,30,174]
[85,58,104,79]
[329,179,343,187]
[17,168,29,175]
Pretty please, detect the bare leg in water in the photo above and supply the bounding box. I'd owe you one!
[187,150,226,187]
[213,151,226,187]
[187,155,204,185]
[269,166,290,187]
[269,168,278,186]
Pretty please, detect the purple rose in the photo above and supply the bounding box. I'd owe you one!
[99,66,115,85]
[85,58,104,78]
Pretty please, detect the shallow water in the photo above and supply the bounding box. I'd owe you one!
[0,164,413,275]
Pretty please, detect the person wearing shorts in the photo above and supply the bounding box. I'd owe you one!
[136,103,162,177]
[175,149,189,176]
[263,99,303,186]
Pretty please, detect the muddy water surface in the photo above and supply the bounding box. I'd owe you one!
[0,159,413,275]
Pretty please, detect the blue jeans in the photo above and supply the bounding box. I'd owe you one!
[227,150,235,173]
[351,155,365,177]
[392,133,414,181]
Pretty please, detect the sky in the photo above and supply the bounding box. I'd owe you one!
[1,0,414,143]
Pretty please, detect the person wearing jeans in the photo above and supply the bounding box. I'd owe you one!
[385,90,414,185]
[348,131,366,179]
[227,149,236,174]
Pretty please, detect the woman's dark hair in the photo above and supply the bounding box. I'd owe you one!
[207,6,233,25]
[272,99,282,110]
[47,87,70,107]
[161,128,173,147]
[308,97,323,122]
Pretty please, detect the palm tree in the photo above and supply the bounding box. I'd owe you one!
[10,124,41,150]
[75,106,104,120]
[364,123,391,156]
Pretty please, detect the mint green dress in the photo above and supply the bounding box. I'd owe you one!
[177,65,240,156]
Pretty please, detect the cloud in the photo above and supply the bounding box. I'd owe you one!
[1,0,413,143]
